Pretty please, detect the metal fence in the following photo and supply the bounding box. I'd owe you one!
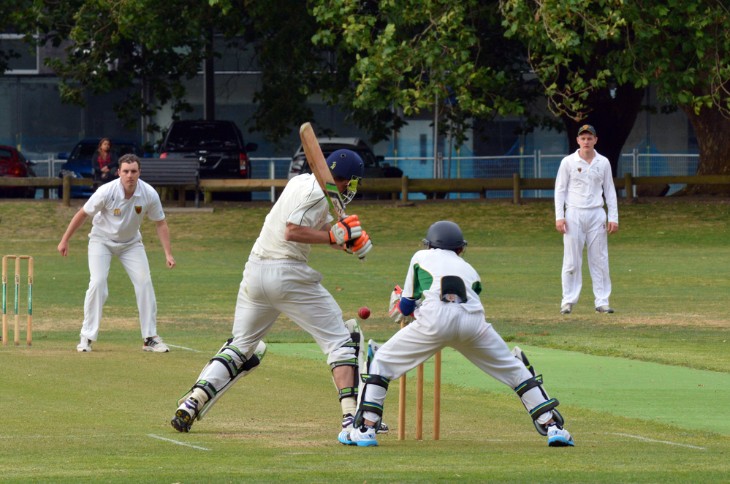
[381,150,700,199]
[29,151,701,201]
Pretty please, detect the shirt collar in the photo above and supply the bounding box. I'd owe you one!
[113,178,141,199]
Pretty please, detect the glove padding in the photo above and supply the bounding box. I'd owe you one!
[388,285,413,324]
[329,215,362,246]
[346,230,372,259]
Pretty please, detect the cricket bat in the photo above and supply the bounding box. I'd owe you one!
[299,122,347,219]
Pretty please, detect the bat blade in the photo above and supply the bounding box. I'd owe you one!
[299,122,347,219]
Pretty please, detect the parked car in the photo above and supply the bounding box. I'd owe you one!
[288,137,403,191]
[58,138,140,198]
[0,145,37,198]
[158,120,258,179]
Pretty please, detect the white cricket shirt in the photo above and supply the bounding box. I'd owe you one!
[554,149,618,223]
[83,178,166,244]
[250,174,333,262]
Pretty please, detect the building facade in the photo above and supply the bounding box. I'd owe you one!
[1,34,697,171]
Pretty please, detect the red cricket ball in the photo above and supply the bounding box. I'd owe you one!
[358,306,371,320]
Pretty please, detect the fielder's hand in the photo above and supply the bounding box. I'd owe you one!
[329,215,362,245]
[347,230,372,259]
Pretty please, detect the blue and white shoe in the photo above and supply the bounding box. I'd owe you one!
[338,414,356,444]
[344,426,378,447]
[547,424,574,447]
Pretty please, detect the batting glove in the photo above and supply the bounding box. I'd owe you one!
[347,230,372,259]
[329,215,362,245]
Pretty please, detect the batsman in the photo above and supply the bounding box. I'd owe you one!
[171,147,373,441]
[341,221,574,447]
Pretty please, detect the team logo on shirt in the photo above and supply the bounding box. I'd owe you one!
[577,167,582,172]
[114,208,121,216]
[135,205,142,214]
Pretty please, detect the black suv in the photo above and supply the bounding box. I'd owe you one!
[288,137,402,181]
[158,120,258,179]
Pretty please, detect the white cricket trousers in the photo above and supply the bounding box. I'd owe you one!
[561,206,612,307]
[196,258,352,392]
[363,302,554,425]
[80,237,158,341]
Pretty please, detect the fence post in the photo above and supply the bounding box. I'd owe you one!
[401,175,409,202]
[269,159,276,203]
[512,173,521,204]
[62,175,71,207]
[624,172,634,200]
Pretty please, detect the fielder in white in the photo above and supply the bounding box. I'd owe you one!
[171,149,374,441]
[555,124,619,315]
[57,154,175,353]
[341,221,574,447]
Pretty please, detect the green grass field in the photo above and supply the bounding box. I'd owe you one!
[1,197,728,482]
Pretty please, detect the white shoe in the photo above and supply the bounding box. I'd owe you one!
[595,305,615,314]
[342,426,378,447]
[547,424,574,447]
[143,335,169,352]
[77,337,92,352]
[560,303,572,315]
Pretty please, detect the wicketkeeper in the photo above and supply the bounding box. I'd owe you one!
[340,221,575,447]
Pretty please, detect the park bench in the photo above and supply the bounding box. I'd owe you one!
[138,157,201,207]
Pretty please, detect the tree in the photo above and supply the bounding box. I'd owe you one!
[500,0,730,191]
[30,0,251,137]
[310,0,546,147]
[0,0,34,74]
[26,0,332,145]
[241,0,331,145]
[499,0,645,176]
[621,0,730,191]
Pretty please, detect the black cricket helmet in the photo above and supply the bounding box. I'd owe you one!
[423,221,467,251]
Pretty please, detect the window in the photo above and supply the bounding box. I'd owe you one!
[1,34,39,74]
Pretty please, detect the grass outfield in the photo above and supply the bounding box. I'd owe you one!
[1,198,728,482]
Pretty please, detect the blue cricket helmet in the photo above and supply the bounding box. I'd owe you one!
[327,149,365,180]
[326,149,364,204]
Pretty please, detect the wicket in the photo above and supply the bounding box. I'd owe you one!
[2,255,33,346]
[397,322,442,440]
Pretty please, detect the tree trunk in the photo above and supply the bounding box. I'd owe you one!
[681,105,730,194]
[562,85,645,178]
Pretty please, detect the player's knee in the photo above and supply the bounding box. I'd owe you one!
[87,276,108,290]
[211,338,263,379]
[327,340,358,370]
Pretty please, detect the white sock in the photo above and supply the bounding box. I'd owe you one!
[341,396,357,416]
[190,388,209,405]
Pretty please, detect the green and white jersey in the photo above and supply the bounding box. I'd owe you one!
[402,248,484,314]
